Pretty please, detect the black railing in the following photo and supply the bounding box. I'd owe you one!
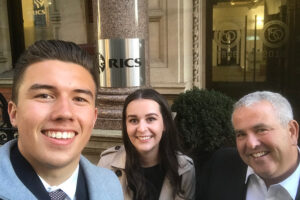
[0,93,18,145]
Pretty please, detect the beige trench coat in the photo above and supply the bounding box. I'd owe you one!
[98,145,195,200]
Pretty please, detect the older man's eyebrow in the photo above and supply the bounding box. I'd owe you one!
[234,129,245,135]
[253,123,274,131]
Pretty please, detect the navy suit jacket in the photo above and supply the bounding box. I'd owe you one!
[0,139,123,200]
[10,144,89,200]
[198,148,300,200]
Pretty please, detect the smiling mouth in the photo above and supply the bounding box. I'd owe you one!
[43,131,76,139]
[251,151,269,158]
[137,136,152,141]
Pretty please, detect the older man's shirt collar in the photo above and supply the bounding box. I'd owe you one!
[245,153,300,200]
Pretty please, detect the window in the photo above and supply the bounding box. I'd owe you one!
[0,0,13,78]
[0,0,94,80]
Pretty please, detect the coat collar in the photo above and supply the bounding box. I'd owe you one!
[110,146,194,175]
[110,146,126,169]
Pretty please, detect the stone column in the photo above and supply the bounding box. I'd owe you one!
[0,0,9,73]
[93,0,149,130]
[49,0,61,39]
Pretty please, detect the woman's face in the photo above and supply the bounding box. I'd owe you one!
[126,99,164,160]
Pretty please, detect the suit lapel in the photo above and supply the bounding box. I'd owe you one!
[75,164,89,199]
[10,144,51,200]
[295,177,300,200]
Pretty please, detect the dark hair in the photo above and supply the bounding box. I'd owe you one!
[122,88,183,199]
[12,40,99,104]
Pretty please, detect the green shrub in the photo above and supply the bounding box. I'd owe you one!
[171,88,235,159]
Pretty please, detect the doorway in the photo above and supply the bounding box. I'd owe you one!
[206,0,300,122]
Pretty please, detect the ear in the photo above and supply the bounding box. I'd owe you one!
[288,120,299,146]
[93,107,98,127]
[8,101,18,127]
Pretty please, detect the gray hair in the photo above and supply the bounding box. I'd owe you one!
[233,91,293,127]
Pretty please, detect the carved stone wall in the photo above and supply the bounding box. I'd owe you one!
[83,130,122,164]
[149,0,193,94]
[192,0,206,88]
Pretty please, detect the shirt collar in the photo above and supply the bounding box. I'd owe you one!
[245,166,255,184]
[245,151,300,200]
[39,165,79,200]
[280,161,300,199]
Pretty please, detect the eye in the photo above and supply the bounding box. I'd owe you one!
[35,93,53,99]
[128,118,138,124]
[235,131,246,139]
[256,128,268,134]
[74,96,88,103]
[146,117,156,122]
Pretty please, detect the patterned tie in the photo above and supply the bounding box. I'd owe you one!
[48,189,68,200]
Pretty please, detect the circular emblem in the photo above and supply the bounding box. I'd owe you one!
[261,20,289,48]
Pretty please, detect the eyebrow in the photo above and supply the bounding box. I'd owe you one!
[253,123,271,130]
[127,113,159,118]
[29,84,55,91]
[146,113,159,117]
[234,129,244,135]
[29,84,94,98]
[73,89,94,98]
[234,123,270,133]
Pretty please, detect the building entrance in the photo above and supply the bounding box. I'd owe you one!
[206,0,300,122]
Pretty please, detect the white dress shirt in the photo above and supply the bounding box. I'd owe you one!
[39,165,79,200]
[245,161,300,200]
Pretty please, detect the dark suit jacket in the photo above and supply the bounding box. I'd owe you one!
[197,148,300,200]
[10,144,89,200]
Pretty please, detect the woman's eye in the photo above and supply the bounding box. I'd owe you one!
[147,117,156,122]
[129,119,138,124]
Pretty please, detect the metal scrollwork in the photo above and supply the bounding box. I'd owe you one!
[193,0,201,87]
[0,93,18,145]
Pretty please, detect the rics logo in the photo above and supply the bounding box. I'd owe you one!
[98,54,142,72]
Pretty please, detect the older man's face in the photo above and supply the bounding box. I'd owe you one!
[233,101,298,185]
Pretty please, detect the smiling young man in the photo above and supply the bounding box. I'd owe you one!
[198,91,300,200]
[0,40,123,200]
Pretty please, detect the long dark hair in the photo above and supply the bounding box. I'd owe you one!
[122,88,183,199]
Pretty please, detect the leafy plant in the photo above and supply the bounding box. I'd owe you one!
[171,87,235,159]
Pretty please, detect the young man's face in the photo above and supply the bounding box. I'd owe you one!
[233,101,299,185]
[8,60,97,174]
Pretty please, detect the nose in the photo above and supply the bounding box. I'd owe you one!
[246,133,260,149]
[137,120,147,132]
[50,97,74,121]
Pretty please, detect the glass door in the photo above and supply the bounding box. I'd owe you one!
[212,1,266,83]
[207,0,300,121]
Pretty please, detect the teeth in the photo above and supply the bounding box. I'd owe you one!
[138,136,151,140]
[252,151,267,158]
[45,131,75,139]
